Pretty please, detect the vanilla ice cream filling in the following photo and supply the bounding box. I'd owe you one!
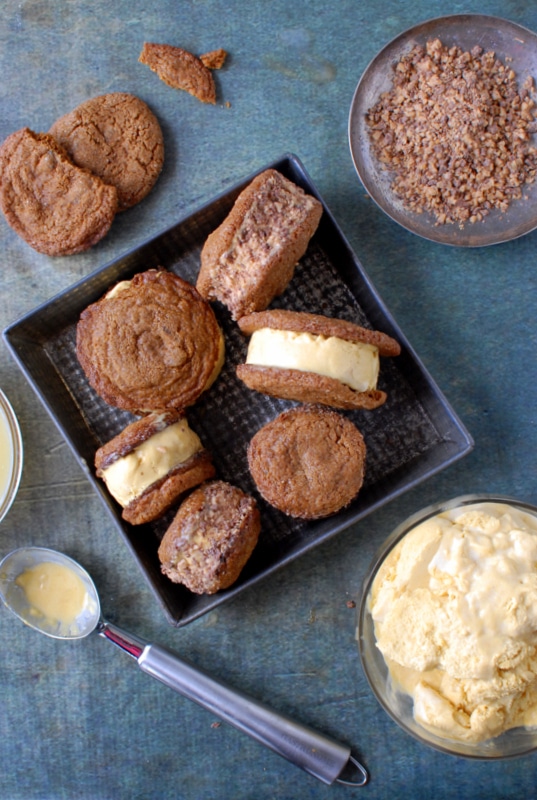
[246,328,379,392]
[370,502,537,743]
[101,419,202,507]
[105,279,131,299]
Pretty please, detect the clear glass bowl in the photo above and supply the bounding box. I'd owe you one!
[358,494,537,759]
[0,389,23,524]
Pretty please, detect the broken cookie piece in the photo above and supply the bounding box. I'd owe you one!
[139,42,217,104]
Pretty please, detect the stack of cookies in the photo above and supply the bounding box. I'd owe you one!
[76,266,263,596]
[0,93,165,255]
[0,41,228,256]
[75,264,262,596]
[0,45,401,595]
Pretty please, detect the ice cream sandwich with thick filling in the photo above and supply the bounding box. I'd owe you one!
[95,410,215,525]
[236,309,400,410]
[196,169,323,320]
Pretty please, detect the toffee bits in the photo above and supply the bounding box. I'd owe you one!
[366,39,537,226]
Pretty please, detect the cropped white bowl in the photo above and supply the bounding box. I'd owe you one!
[0,389,23,524]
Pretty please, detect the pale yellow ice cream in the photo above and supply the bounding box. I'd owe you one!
[16,562,91,635]
[101,418,202,507]
[0,403,14,507]
[369,502,537,743]
[246,328,379,392]
[105,280,131,299]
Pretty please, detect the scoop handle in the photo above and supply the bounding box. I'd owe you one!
[138,642,359,785]
[99,622,366,786]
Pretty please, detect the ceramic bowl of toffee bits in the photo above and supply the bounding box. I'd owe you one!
[349,14,537,246]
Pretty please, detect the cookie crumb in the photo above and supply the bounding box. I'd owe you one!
[346,599,356,609]
[200,48,227,70]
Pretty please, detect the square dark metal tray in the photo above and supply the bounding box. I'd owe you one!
[3,153,473,626]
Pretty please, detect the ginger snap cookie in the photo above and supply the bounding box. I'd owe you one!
[0,127,117,255]
[248,405,366,519]
[158,480,261,594]
[196,169,323,320]
[49,93,164,211]
[95,410,215,525]
[139,43,218,104]
[76,269,225,412]
[236,309,401,410]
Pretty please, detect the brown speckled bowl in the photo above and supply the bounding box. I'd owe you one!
[349,15,537,246]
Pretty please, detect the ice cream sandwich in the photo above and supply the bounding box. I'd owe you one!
[158,480,261,594]
[95,410,215,525]
[196,169,323,320]
[236,309,401,410]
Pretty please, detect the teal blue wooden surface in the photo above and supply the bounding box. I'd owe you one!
[1,1,536,798]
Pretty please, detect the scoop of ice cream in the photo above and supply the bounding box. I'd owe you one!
[370,502,537,743]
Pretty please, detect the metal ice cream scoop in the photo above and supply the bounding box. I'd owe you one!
[0,546,368,787]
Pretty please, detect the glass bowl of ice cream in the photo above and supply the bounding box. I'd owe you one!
[358,494,537,758]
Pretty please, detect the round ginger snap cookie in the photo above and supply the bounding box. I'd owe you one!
[49,93,164,210]
[158,480,261,594]
[237,366,387,409]
[76,269,225,412]
[0,127,117,255]
[248,405,366,519]
[238,309,401,355]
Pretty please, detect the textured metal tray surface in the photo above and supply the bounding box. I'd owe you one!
[3,154,473,625]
